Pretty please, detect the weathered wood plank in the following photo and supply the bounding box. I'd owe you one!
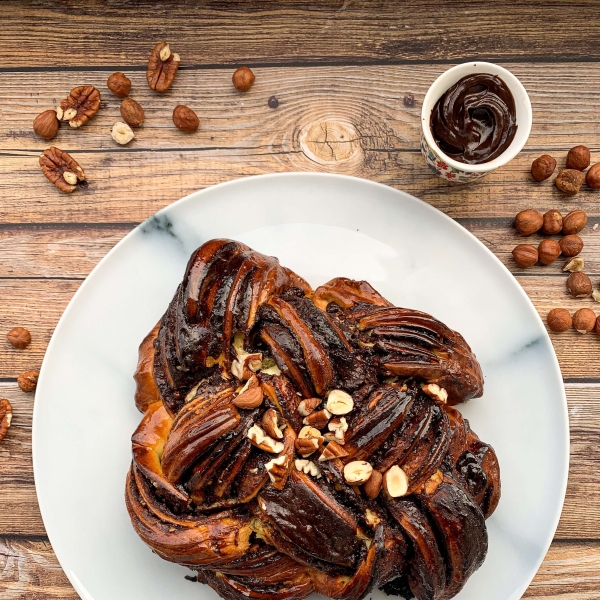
[1,149,600,225]
[3,64,600,152]
[0,536,598,599]
[0,383,597,538]
[1,1,600,68]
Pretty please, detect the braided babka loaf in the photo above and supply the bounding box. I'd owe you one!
[126,239,500,600]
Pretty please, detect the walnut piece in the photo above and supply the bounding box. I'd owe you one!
[39,147,86,193]
[147,42,180,92]
[0,399,13,444]
[57,86,101,128]
[18,370,39,393]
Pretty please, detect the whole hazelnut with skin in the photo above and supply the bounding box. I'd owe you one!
[547,308,572,333]
[531,155,556,181]
[6,327,31,349]
[566,272,592,298]
[107,72,131,98]
[541,210,563,235]
[538,239,561,265]
[33,110,59,140]
[120,98,145,128]
[18,370,39,393]
[562,210,587,235]
[572,308,596,334]
[555,169,585,195]
[559,235,583,257]
[172,105,200,132]
[514,209,543,236]
[512,244,538,268]
[586,163,600,189]
[566,145,591,171]
[232,66,255,92]
[595,316,600,336]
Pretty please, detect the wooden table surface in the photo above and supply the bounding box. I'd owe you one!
[1,1,600,598]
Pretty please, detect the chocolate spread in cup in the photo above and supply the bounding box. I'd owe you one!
[430,73,518,165]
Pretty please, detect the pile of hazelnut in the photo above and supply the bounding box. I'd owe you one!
[33,43,264,193]
[531,145,600,193]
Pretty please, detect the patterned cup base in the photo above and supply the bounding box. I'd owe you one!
[420,133,492,183]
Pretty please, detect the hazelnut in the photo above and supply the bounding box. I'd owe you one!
[514,209,543,236]
[547,308,572,333]
[33,110,59,140]
[566,145,591,171]
[343,461,373,485]
[111,121,135,145]
[555,169,585,195]
[512,244,538,268]
[172,105,199,133]
[572,308,596,334]
[531,155,557,181]
[559,235,583,257]
[107,72,131,98]
[18,370,39,393]
[232,66,255,92]
[383,465,409,498]
[325,389,354,415]
[363,469,383,499]
[595,316,600,336]
[586,163,600,189]
[563,257,584,272]
[562,210,587,235]
[6,327,31,349]
[541,210,563,235]
[566,272,592,298]
[120,98,145,128]
[538,239,561,265]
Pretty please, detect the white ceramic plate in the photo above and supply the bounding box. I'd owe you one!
[33,173,568,600]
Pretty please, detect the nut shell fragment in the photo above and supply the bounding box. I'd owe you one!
[6,327,31,349]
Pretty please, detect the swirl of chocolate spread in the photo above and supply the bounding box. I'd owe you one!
[430,73,518,164]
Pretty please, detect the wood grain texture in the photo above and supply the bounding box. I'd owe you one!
[0,382,597,539]
[1,536,597,600]
[1,0,600,68]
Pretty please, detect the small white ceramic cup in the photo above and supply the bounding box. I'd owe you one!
[421,62,532,183]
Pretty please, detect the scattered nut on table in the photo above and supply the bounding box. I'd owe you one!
[538,239,561,265]
[555,169,585,195]
[563,257,584,272]
[232,66,255,92]
[562,210,587,235]
[573,308,596,334]
[33,110,59,140]
[147,42,180,92]
[0,399,13,444]
[111,122,135,145]
[57,85,101,128]
[566,272,592,298]
[565,145,591,171]
[531,155,556,181]
[18,370,39,393]
[107,72,131,98]
[120,98,145,128]
[172,105,200,132]
[39,147,86,193]
[541,209,562,235]
[559,235,583,257]
[586,163,600,189]
[6,327,31,349]
[547,308,572,333]
[512,244,538,268]
[514,209,543,236]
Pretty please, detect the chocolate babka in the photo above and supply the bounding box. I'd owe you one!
[127,239,499,600]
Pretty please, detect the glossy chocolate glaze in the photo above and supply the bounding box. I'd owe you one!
[430,73,518,164]
[128,240,499,600]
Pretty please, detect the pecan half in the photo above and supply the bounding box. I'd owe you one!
[57,86,101,128]
[295,436,319,457]
[147,42,180,92]
[0,399,13,444]
[39,147,86,193]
